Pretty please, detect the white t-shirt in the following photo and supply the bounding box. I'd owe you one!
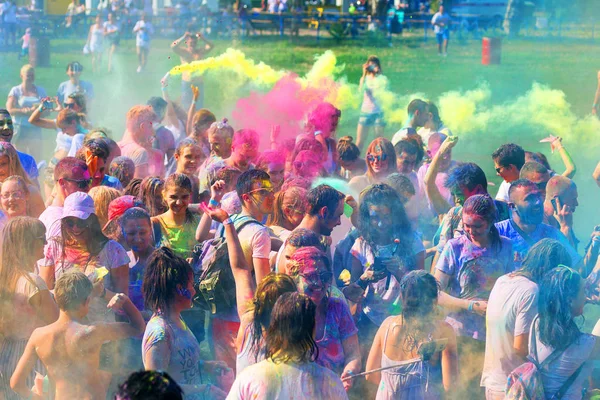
[227,359,348,400]
[417,125,452,148]
[133,20,153,47]
[432,12,451,34]
[495,180,511,203]
[481,274,538,391]
[39,205,63,239]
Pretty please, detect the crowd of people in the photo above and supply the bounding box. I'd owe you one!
[0,51,600,400]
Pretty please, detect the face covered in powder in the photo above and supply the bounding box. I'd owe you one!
[245,179,275,214]
[462,212,490,244]
[368,203,393,243]
[0,112,14,143]
[231,141,258,169]
[122,217,153,254]
[292,150,321,178]
[366,147,389,176]
[510,185,544,226]
[293,255,331,305]
[266,162,285,191]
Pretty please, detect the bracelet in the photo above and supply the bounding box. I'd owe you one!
[468,301,475,312]
[356,278,369,291]
[223,217,233,226]
[208,198,220,207]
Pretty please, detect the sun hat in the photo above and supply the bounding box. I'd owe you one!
[62,192,95,220]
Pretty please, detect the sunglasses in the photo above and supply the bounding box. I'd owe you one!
[495,166,504,174]
[63,177,92,190]
[367,154,387,163]
[298,271,333,286]
[63,102,76,109]
[247,187,274,196]
[65,218,89,229]
[0,119,13,127]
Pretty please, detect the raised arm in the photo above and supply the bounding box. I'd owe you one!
[195,180,225,242]
[200,203,254,318]
[28,100,58,130]
[424,136,457,216]
[186,85,200,137]
[89,294,145,346]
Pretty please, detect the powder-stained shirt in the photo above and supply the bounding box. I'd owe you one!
[227,359,348,400]
[482,274,538,391]
[436,234,514,340]
[350,234,425,326]
[142,314,203,399]
[154,214,201,260]
[315,296,358,374]
[118,140,165,177]
[495,219,581,270]
[42,239,129,323]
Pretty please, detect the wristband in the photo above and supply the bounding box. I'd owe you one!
[223,217,233,226]
[468,301,475,312]
[208,198,220,208]
[356,278,369,291]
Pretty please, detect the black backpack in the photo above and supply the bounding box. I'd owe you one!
[191,215,260,314]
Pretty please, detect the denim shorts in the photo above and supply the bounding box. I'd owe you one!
[436,30,450,44]
[358,111,386,127]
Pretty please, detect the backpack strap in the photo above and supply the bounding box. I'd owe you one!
[216,214,261,238]
[552,362,584,400]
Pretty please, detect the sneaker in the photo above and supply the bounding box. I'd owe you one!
[136,66,142,73]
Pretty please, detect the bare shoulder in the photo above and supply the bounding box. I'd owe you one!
[434,320,456,340]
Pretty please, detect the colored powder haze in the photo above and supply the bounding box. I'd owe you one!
[176,48,598,239]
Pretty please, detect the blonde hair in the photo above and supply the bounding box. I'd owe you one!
[0,217,45,335]
[88,186,121,228]
[20,64,34,76]
[0,143,32,186]
[267,186,307,228]
[1,175,29,195]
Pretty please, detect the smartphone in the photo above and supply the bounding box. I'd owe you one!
[372,256,388,272]
[550,197,558,213]
[43,100,53,109]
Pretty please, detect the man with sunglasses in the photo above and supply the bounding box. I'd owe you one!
[39,157,90,239]
[0,109,39,186]
[492,143,525,203]
[56,62,94,106]
[519,161,551,199]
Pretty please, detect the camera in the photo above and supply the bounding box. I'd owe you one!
[367,64,376,73]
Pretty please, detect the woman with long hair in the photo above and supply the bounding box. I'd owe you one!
[344,184,425,350]
[0,217,58,399]
[530,266,600,398]
[39,192,129,324]
[137,176,166,217]
[482,239,573,399]
[229,292,348,399]
[356,55,386,150]
[0,142,44,217]
[151,173,199,260]
[365,270,458,399]
[88,185,120,228]
[434,194,513,396]
[349,137,397,193]
[287,246,361,391]
[142,247,228,399]
[173,138,204,203]
[266,185,307,242]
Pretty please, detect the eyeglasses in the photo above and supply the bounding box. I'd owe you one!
[298,271,333,286]
[495,166,504,174]
[1,191,24,200]
[62,178,92,190]
[63,102,76,109]
[367,154,387,163]
[65,218,89,229]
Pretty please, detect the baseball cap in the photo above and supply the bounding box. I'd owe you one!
[103,195,142,230]
[62,192,95,220]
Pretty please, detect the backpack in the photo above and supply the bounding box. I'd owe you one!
[505,317,584,400]
[191,215,260,315]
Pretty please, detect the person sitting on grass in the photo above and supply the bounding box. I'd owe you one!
[10,271,144,400]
